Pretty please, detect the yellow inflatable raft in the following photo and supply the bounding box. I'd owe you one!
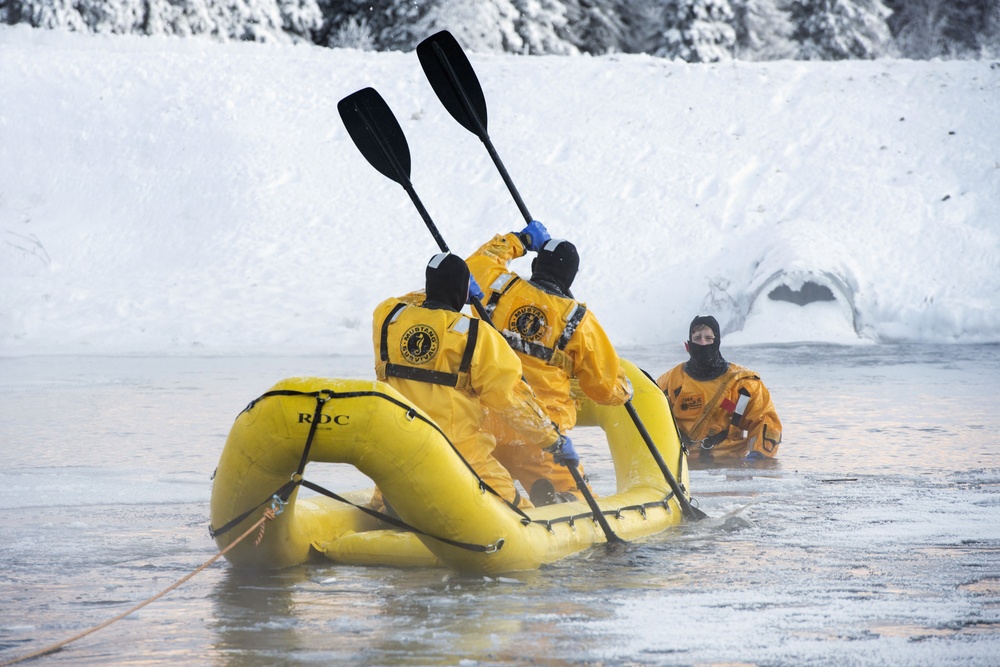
[209,360,692,574]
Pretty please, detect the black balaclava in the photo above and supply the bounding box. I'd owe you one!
[530,239,579,298]
[424,252,470,312]
[684,315,729,381]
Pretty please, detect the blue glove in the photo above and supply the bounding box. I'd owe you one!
[545,435,579,468]
[518,220,550,252]
[467,275,484,304]
[744,451,765,461]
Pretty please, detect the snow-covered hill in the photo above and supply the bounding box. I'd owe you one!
[1,25,998,356]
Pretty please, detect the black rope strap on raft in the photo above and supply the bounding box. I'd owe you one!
[292,389,330,489]
[210,477,504,553]
[212,387,531,544]
[210,391,333,539]
[208,481,297,539]
[298,480,503,553]
[303,387,532,524]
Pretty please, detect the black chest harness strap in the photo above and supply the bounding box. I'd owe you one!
[484,272,586,371]
[484,273,520,316]
[502,303,586,368]
[379,303,480,388]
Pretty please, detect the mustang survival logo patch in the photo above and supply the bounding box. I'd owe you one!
[400,325,439,364]
[508,305,547,342]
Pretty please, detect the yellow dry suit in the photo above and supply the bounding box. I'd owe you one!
[373,292,560,507]
[656,363,782,459]
[467,234,631,497]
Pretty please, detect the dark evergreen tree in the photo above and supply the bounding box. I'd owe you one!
[3,0,90,29]
[364,0,430,51]
[789,0,893,59]
[983,0,1000,55]
[881,0,1000,58]
[616,0,664,53]
[2,0,995,58]
[314,0,378,48]
[731,0,796,59]
[653,0,737,62]
[2,0,321,42]
[511,0,577,54]
[354,0,520,53]
[279,0,322,38]
[560,0,627,54]
[884,0,952,58]
[322,15,375,50]
[942,0,1000,56]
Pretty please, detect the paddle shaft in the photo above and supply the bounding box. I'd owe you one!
[568,462,624,544]
[625,401,707,521]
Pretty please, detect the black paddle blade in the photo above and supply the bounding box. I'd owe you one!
[417,30,489,139]
[338,87,411,185]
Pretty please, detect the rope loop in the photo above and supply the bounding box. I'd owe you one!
[253,507,277,546]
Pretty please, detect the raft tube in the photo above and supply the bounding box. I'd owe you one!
[209,360,691,574]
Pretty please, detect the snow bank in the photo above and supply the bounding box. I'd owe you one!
[1,26,997,356]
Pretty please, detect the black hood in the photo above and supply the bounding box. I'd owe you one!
[530,239,579,297]
[684,315,729,380]
[424,253,469,312]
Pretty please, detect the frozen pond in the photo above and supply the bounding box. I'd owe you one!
[1,344,999,665]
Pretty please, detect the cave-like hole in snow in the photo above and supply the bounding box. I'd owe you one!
[767,281,836,306]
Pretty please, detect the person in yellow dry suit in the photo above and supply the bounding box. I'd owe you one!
[657,315,781,461]
[372,252,577,510]
[466,221,632,506]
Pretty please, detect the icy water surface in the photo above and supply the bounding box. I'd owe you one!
[1,345,999,666]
